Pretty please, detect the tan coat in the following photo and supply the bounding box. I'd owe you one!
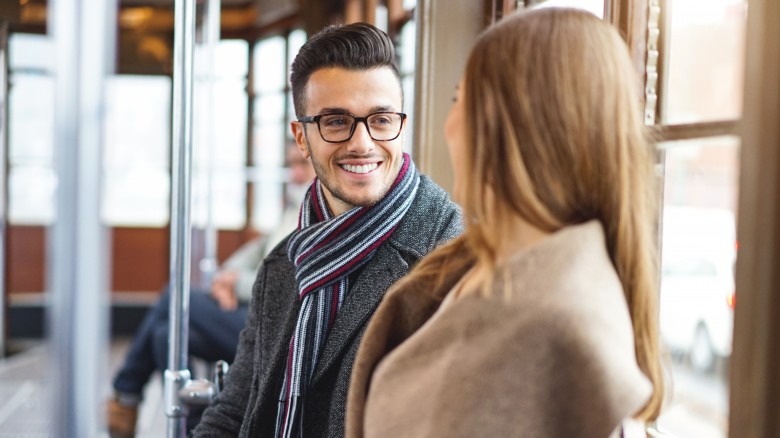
[347,221,651,438]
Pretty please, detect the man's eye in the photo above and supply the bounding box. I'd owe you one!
[322,116,349,127]
[370,115,392,125]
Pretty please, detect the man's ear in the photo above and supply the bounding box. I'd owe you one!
[290,121,310,159]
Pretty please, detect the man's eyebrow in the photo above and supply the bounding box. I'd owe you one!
[315,105,398,115]
[318,107,349,115]
[369,105,396,113]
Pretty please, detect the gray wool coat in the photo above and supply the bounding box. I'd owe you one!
[193,175,463,437]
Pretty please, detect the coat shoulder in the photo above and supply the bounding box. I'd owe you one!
[390,175,463,257]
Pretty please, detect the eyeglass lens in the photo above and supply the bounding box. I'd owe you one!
[318,113,403,142]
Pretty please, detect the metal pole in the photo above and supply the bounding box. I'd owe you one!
[0,20,9,358]
[48,0,115,436]
[165,0,196,435]
[199,0,222,289]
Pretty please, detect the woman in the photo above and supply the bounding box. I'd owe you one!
[346,7,664,438]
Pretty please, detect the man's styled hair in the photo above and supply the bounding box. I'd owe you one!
[290,23,401,118]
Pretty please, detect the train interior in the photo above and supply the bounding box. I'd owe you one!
[0,0,778,437]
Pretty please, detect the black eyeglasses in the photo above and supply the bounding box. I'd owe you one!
[298,111,407,143]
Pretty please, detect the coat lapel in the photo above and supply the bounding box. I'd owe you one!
[310,244,409,385]
[255,257,300,413]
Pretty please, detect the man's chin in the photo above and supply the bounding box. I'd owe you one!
[334,190,384,210]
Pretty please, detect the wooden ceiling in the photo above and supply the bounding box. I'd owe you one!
[0,0,304,34]
[1,0,413,75]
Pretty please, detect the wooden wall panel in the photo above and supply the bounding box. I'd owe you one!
[111,227,170,292]
[6,225,45,293]
[6,226,255,295]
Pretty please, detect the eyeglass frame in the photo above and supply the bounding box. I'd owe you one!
[297,111,408,143]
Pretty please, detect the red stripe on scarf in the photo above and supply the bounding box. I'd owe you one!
[329,285,339,326]
[299,224,400,298]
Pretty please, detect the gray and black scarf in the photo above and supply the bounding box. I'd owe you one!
[275,153,420,438]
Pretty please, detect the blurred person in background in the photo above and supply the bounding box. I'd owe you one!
[107,143,315,438]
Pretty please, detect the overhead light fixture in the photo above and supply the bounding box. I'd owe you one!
[120,7,155,29]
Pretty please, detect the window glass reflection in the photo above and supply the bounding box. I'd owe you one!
[9,75,53,164]
[9,166,56,224]
[9,33,54,225]
[656,136,739,438]
[192,40,248,229]
[531,0,604,18]
[663,0,747,123]
[254,36,286,92]
[9,33,52,71]
[215,39,249,78]
[102,75,171,226]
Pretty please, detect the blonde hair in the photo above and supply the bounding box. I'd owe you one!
[397,7,664,420]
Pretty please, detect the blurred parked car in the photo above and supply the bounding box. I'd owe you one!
[659,207,736,373]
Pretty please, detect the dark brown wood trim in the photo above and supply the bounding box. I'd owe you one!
[655,0,669,124]
[484,0,520,25]
[605,0,619,23]
[652,120,740,142]
[608,0,649,95]
[364,0,379,26]
[221,13,300,40]
[729,0,780,436]
[345,0,363,23]
[387,0,413,39]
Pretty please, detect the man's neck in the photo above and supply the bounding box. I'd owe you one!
[322,190,351,216]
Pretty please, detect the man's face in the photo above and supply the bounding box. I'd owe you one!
[291,66,405,216]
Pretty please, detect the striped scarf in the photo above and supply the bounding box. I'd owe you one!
[275,153,420,437]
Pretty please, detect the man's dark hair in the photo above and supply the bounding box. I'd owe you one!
[290,23,401,118]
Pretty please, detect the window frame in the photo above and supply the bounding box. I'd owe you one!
[727,0,780,436]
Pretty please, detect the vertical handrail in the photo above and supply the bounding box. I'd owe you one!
[48,0,115,436]
[0,20,9,359]
[165,0,196,436]
[199,0,222,289]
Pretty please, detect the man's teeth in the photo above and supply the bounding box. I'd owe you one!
[342,163,378,174]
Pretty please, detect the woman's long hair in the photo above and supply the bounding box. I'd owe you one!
[396,7,664,420]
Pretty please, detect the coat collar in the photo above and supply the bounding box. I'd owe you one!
[310,243,410,385]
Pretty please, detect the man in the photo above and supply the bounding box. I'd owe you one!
[107,144,315,437]
[194,23,462,437]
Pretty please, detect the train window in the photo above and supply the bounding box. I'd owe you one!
[251,32,305,232]
[103,75,172,226]
[656,136,739,436]
[287,29,307,69]
[214,38,249,78]
[531,0,605,18]
[661,137,739,212]
[399,12,416,153]
[251,36,286,232]
[662,0,746,124]
[192,39,249,230]
[253,35,286,93]
[8,34,55,225]
[575,0,750,434]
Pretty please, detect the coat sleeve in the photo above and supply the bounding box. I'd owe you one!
[192,263,267,436]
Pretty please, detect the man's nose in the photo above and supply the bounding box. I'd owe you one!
[346,120,374,154]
